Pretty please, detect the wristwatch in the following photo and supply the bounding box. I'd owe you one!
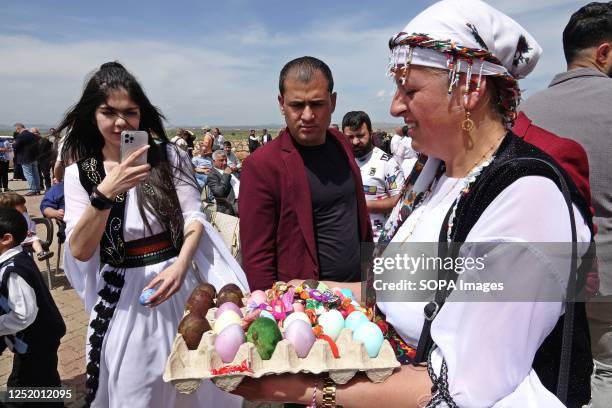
[321,377,338,408]
[89,186,114,210]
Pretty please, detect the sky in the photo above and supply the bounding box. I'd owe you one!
[0,0,589,128]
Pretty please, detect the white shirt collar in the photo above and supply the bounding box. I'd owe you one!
[0,245,23,264]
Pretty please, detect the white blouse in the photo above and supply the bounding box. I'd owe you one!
[378,174,591,407]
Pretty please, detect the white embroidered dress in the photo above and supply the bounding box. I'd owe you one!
[63,147,248,408]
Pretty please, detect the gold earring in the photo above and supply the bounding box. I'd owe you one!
[461,110,475,132]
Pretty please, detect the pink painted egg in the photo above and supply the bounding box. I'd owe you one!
[214,302,243,319]
[284,319,316,358]
[214,324,245,363]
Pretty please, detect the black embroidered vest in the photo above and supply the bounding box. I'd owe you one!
[77,157,128,266]
[448,133,593,408]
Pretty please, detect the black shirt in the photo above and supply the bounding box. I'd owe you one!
[296,136,361,282]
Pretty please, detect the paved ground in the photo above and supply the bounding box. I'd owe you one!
[0,178,88,406]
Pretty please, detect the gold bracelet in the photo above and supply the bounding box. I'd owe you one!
[321,377,336,408]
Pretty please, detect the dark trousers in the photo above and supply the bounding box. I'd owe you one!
[12,161,24,181]
[0,160,9,190]
[38,161,52,191]
[4,343,64,407]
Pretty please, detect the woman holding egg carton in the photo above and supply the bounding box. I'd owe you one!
[233,1,594,407]
[59,62,249,408]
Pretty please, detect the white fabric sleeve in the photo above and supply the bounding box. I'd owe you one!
[430,176,590,407]
[0,274,38,336]
[63,163,101,313]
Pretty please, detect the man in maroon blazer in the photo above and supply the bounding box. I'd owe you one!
[239,56,373,291]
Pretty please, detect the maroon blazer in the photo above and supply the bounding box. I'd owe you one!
[239,128,373,291]
[513,112,593,211]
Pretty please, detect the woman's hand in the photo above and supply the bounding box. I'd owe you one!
[232,373,313,404]
[143,261,188,307]
[142,222,203,307]
[97,145,151,198]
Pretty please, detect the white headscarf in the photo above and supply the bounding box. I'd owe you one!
[388,0,542,126]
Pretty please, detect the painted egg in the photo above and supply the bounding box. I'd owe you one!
[345,311,370,332]
[292,302,305,313]
[247,317,283,360]
[215,324,245,363]
[139,288,156,305]
[214,302,243,319]
[283,311,311,328]
[317,309,345,341]
[353,322,384,358]
[340,288,354,299]
[259,310,276,321]
[246,290,267,308]
[284,319,316,358]
[213,310,243,334]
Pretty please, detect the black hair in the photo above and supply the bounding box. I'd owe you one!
[401,125,409,136]
[223,141,232,147]
[0,207,28,246]
[55,61,198,247]
[341,111,372,133]
[563,2,612,64]
[279,56,334,95]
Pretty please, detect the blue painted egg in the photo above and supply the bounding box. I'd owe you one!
[340,288,354,299]
[353,322,384,358]
[345,311,370,332]
[318,309,345,341]
[139,288,156,305]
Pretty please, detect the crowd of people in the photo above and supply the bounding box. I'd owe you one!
[0,1,611,407]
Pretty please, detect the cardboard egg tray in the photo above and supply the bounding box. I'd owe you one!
[163,306,400,394]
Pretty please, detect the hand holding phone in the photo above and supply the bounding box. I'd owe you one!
[96,144,151,199]
[120,130,149,165]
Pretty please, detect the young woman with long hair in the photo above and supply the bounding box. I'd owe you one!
[58,62,247,408]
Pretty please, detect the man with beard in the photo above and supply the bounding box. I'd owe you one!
[519,3,612,407]
[343,111,404,241]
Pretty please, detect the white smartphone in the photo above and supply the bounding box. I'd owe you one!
[120,130,149,165]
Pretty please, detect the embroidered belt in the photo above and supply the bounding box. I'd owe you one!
[120,232,179,268]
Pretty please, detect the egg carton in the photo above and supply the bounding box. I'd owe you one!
[164,326,399,394]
